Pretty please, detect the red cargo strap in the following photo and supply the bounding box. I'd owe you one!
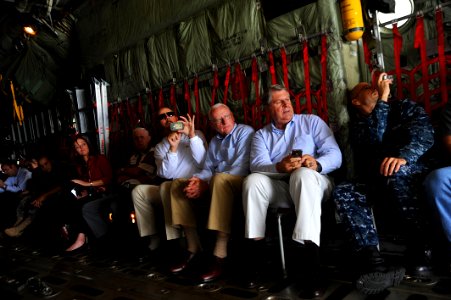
[223,64,231,104]
[170,84,176,111]
[251,57,261,128]
[194,76,201,129]
[126,98,137,130]
[302,40,312,114]
[211,67,219,106]
[320,34,328,123]
[137,94,144,125]
[414,15,431,114]
[147,90,156,129]
[158,88,164,109]
[436,7,448,107]
[280,47,290,90]
[184,80,192,116]
[233,63,249,124]
[147,90,155,114]
[268,50,277,85]
[392,23,404,99]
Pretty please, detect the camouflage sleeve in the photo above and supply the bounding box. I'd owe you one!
[398,100,434,164]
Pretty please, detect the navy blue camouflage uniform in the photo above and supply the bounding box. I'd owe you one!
[332,99,434,250]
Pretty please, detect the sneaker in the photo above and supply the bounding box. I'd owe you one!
[356,266,405,295]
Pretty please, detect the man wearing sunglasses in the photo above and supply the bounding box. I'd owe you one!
[332,73,435,294]
[131,107,207,254]
[166,103,254,282]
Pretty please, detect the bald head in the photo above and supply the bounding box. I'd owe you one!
[133,127,151,152]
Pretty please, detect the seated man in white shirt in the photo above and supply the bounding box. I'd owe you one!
[242,84,342,298]
[132,107,207,254]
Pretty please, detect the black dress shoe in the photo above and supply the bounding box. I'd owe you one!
[169,251,195,274]
[200,256,225,282]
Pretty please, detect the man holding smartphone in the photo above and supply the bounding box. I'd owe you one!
[242,84,342,298]
[131,107,207,254]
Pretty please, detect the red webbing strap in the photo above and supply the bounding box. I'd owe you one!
[233,63,249,124]
[392,23,404,100]
[436,7,448,107]
[280,47,290,90]
[211,68,219,106]
[184,80,192,116]
[194,76,201,129]
[292,92,304,114]
[170,84,176,111]
[251,57,261,128]
[223,64,231,104]
[126,98,137,130]
[320,34,328,123]
[147,90,156,130]
[158,88,164,109]
[137,94,144,125]
[268,50,277,85]
[302,40,312,114]
[414,15,431,114]
[147,90,155,115]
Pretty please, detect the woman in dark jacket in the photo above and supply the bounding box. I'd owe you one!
[66,135,114,252]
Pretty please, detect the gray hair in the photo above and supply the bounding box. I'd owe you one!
[208,103,231,120]
[267,84,289,104]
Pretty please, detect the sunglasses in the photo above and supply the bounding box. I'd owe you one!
[158,111,175,121]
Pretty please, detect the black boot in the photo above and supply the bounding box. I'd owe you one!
[239,239,267,288]
[355,246,405,295]
[297,242,324,299]
[405,242,433,280]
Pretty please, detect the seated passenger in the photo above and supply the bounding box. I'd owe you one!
[132,107,207,254]
[65,135,116,252]
[0,159,33,228]
[332,73,434,294]
[4,155,70,237]
[114,127,159,223]
[424,100,451,274]
[168,103,254,281]
[242,84,342,298]
[116,127,157,188]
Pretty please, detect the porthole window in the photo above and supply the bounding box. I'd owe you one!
[378,0,415,29]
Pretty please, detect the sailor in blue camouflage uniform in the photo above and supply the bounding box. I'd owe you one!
[332,73,435,295]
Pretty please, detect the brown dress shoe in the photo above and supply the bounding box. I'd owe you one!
[169,251,195,274]
[200,256,225,282]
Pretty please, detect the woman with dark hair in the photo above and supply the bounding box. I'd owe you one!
[66,135,114,252]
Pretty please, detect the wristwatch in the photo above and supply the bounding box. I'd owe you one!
[316,162,322,173]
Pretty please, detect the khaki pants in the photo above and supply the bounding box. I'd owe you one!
[169,173,244,234]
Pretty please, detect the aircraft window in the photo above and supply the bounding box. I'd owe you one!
[378,0,414,29]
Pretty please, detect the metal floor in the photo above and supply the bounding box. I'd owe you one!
[1,223,450,300]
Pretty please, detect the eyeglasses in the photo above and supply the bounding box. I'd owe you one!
[210,114,232,124]
[158,111,175,121]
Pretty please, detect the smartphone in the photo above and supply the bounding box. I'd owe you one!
[291,149,303,157]
[170,121,184,131]
[383,75,394,80]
